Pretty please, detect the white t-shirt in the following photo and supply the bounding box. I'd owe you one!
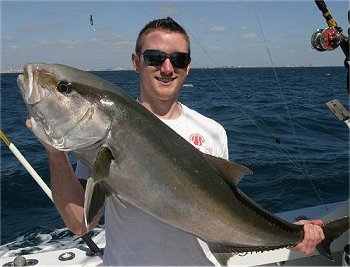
[76,103,228,266]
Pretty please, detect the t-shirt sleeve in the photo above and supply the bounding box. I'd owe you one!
[75,160,90,180]
[217,126,229,160]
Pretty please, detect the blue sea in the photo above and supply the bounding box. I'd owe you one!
[1,66,349,257]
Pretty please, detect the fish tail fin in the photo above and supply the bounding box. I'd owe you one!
[316,216,349,261]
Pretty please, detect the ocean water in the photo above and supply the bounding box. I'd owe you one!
[1,66,349,256]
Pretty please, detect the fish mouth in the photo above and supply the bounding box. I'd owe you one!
[18,63,59,136]
[17,64,47,105]
[17,63,111,150]
[16,63,98,149]
[17,72,32,104]
[17,64,53,125]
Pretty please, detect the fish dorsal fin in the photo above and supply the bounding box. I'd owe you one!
[84,146,114,228]
[203,154,253,185]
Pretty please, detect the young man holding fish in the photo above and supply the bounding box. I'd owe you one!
[27,17,325,265]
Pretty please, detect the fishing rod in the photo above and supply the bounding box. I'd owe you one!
[311,0,349,93]
[136,2,343,209]
[162,5,309,175]
[312,1,350,125]
[142,2,332,202]
[0,129,103,255]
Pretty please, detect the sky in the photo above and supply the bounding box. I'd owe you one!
[1,1,348,71]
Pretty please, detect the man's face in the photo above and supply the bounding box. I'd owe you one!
[132,30,191,103]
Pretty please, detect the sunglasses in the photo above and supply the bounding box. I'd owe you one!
[141,49,191,69]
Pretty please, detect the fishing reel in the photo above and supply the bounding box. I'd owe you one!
[311,0,348,54]
[312,1,349,93]
[311,27,342,51]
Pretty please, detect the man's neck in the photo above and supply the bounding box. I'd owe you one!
[138,97,182,120]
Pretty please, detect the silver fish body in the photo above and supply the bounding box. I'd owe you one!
[17,63,349,258]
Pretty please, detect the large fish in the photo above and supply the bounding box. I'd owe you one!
[17,63,348,260]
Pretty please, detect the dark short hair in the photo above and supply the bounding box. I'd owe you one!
[135,17,191,54]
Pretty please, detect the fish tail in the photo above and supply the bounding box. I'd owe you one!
[316,216,349,261]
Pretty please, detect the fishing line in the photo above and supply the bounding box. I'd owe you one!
[251,3,327,209]
[189,4,329,210]
[160,3,309,172]
[188,56,306,172]
[252,2,316,171]
[134,1,326,206]
[161,4,303,168]
[136,1,312,176]
[190,5,328,208]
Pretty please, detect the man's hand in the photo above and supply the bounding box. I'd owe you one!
[293,219,325,255]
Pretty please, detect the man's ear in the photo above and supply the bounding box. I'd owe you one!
[132,53,140,73]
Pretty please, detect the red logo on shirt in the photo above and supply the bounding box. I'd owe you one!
[189,133,205,147]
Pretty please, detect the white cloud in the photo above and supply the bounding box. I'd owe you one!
[19,23,64,34]
[10,44,24,50]
[197,17,208,23]
[159,3,179,15]
[2,35,18,42]
[210,26,226,33]
[32,39,81,49]
[87,37,99,43]
[242,33,261,42]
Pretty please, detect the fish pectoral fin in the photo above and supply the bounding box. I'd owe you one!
[204,154,253,184]
[93,145,114,182]
[85,146,114,228]
[84,177,111,228]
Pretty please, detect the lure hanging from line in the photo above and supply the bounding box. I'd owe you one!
[90,15,96,31]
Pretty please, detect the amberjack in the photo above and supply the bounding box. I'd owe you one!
[17,63,349,260]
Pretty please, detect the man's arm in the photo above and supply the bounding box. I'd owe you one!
[46,148,103,235]
[46,148,88,236]
[26,118,102,235]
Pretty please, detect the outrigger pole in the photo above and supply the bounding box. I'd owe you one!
[0,129,102,255]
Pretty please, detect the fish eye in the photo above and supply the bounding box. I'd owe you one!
[57,81,73,95]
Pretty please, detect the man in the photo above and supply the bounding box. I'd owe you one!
[29,17,324,265]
